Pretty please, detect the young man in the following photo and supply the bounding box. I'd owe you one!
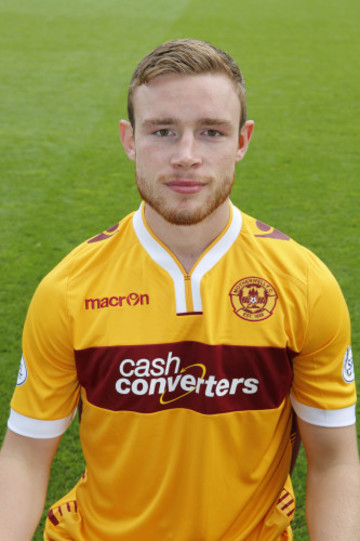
[0,39,359,540]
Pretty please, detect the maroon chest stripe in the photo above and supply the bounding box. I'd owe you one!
[75,342,295,415]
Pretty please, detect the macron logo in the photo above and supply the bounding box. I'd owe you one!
[85,293,149,310]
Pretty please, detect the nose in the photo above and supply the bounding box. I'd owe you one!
[170,132,202,169]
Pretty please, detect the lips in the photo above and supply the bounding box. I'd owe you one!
[165,179,206,194]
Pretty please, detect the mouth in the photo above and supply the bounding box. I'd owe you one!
[165,179,206,194]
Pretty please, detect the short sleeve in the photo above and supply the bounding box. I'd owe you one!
[9,261,80,437]
[290,254,356,427]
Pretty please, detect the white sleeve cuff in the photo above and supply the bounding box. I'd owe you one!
[7,408,76,438]
[290,394,356,427]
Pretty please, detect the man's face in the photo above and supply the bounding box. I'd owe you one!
[120,73,253,226]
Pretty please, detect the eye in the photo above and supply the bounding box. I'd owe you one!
[204,129,222,137]
[154,129,173,137]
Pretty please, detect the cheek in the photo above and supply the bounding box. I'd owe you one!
[214,149,238,171]
[135,142,166,167]
[210,140,240,162]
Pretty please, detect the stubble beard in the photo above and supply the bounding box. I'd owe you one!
[135,171,235,226]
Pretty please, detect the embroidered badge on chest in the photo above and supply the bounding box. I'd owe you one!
[229,277,278,321]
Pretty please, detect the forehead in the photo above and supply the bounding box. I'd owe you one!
[132,73,241,124]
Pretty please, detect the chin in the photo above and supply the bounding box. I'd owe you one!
[156,200,227,226]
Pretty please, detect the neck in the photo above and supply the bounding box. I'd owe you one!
[143,200,231,274]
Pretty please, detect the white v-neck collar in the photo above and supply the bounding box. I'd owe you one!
[132,202,242,315]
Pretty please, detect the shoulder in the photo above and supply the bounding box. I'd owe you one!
[238,210,339,289]
[32,211,138,301]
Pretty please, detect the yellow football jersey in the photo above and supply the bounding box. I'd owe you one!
[9,202,356,540]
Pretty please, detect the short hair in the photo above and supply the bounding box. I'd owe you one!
[127,38,247,130]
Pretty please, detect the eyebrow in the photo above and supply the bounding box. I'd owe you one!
[142,118,234,128]
[142,118,176,127]
[198,118,233,128]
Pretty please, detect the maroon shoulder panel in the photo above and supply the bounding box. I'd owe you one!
[87,223,119,244]
[255,221,290,241]
[75,342,294,415]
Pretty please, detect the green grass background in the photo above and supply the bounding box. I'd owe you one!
[0,0,359,539]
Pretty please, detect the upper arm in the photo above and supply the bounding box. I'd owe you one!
[1,428,61,472]
[10,268,79,430]
[298,418,359,470]
[0,430,62,539]
[291,254,356,424]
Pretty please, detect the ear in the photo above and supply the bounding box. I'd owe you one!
[235,120,254,162]
[119,120,136,162]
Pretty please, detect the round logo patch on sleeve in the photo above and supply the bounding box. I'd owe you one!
[16,355,28,386]
[342,346,355,383]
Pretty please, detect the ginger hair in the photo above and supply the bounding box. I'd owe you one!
[127,39,247,130]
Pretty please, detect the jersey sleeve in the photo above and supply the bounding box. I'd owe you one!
[290,253,356,427]
[9,260,80,438]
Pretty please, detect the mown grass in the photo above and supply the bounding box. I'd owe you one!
[0,0,359,539]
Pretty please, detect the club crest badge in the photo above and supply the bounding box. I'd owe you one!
[229,277,278,321]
